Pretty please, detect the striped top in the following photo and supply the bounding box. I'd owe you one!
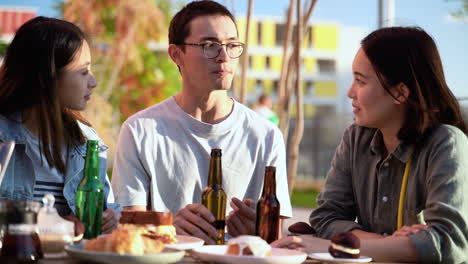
[24,128,71,216]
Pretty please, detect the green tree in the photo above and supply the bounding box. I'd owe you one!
[448,0,468,21]
[0,42,7,56]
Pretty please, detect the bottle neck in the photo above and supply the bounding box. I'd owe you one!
[84,141,99,178]
[262,167,276,195]
[208,156,222,186]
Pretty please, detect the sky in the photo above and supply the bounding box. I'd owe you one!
[2,0,467,98]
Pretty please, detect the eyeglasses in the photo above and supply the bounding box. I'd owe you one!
[180,42,245,59]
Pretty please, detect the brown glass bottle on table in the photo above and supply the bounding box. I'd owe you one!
[256,166,280,243]
[201,148,227,245]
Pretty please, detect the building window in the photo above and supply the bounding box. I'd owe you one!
[265,56,271,70]
[273,80,279,93]
[257,22,262,45]
[255,79,263,92]
[308,26,313,48]
[317,59,335,73]
[306,81,314,95]
[276,23,285,46]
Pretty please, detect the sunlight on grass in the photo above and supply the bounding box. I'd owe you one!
[291,189,320,208]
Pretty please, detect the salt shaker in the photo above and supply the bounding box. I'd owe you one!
[37,194,74,258]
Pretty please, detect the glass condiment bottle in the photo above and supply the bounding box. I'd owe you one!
[37,194,74,258]
[0,200,43,263]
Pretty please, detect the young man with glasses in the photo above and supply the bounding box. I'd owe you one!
[111,0,292,244]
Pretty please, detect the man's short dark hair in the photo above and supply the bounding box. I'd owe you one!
[169,0,238,46]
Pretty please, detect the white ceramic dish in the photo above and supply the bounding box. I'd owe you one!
[65,243,185,264]
[192,245,307,264]
[164,235,204,250]
[309,252,372,263]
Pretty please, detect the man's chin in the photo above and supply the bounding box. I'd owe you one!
[214,78,233,90]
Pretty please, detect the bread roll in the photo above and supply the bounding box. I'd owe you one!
[119,211,177,244]
[226,235,271,257]
[120,211,173,225]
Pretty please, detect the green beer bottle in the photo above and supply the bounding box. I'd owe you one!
[75,140,104,239]
[201,148,227,244]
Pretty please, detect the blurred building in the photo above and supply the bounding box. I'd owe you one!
[0,6,36,62]
[0,6,36,43]
[234,16,367,180]
[236,16,339,112]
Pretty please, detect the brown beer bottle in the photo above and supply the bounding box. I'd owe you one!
[201,149,227,244]
[256,166,280,243]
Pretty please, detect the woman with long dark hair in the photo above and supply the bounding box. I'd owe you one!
[273,27,468,263]
[0,16,120,234]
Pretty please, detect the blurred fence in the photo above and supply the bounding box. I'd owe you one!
[287,109,353,188]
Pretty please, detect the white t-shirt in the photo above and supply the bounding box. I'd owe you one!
[112,97,292,217]
[254,106,275,119]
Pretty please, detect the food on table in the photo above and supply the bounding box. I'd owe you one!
[226,235,271,257]
[84,226,164,254]
[119,210,177,244]
[287,221,315,235]
[328,232,360,259]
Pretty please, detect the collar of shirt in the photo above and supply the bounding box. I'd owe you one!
[369,129,414,164]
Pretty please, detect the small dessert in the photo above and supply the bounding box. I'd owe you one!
[226,235,271,257]
[120,210,177,244]
[328,232,360,259]
[287,222,316,235]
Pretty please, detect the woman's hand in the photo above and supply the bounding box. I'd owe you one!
[102,208,121,234]
[392,224,428,237]
[271,235,329,253]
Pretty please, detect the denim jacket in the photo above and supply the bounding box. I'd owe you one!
[0,113,121,214]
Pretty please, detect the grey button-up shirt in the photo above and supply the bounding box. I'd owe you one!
[310,124,468,263]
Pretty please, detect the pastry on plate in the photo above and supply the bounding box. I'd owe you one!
[120,210,177,244]
[226,235,271,257]
[328,232,360,259]
[84,227,164,255]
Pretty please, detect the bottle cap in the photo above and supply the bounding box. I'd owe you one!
[86,140,99,149]
[211,148,222,157]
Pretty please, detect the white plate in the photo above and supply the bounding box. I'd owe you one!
[309,252,372,263]
[192,245,307,264]
[165,235,204,250]
[65,243,185,264]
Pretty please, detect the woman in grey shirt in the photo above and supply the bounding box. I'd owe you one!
[273,27,468,263]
